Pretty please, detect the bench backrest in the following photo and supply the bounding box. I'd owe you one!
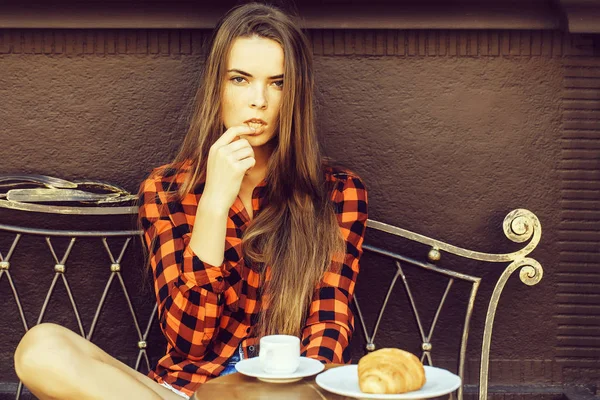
[0,175,543,400]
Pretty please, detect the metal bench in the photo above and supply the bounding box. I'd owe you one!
[0,175,545,400]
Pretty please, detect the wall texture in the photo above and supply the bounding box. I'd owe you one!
[0,26,599,398]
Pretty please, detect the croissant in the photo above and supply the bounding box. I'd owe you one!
[357,348,426,394]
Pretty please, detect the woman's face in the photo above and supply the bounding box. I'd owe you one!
[221,36,284,148]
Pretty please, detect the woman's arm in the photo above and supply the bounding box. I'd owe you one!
[188,197,229,265]
[138,174,230,359]
[300,174,368,363]
[188,125,256,266]
[139,126,256,359]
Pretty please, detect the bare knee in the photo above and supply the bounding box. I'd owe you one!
[14,323,78,389]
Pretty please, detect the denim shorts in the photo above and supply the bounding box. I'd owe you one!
[219,344,244,376]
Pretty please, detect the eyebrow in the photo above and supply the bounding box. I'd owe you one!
[227,69,284,80]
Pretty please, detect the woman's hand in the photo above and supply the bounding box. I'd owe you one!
[201,125,256,214]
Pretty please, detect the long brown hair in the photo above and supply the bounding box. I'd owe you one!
[168,2,345,338]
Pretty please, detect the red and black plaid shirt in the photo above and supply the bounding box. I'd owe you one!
[138,161,368,396]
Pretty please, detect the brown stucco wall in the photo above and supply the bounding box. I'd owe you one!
[0,26,599,398]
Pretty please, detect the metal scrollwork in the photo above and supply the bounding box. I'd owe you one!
[367,208,542,262]
[479,256,544,399]
[0,175,137,215]
[365,208,543,400]
[519,259,543,286]
[502,208,540,247]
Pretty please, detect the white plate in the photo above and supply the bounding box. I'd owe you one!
[235,356,325,383]
[315,365,461,399]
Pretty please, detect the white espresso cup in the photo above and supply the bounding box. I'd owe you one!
[259,334,301,375]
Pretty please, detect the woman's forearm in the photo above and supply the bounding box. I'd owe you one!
[188,196,229,266]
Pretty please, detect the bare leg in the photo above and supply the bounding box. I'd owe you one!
[14,323,186,400]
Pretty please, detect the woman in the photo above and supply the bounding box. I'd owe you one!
[14,3,367,399]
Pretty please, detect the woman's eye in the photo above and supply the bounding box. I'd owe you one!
[231,76,247,84]
[273,80,284,88]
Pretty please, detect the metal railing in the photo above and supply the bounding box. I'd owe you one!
[0,175,543,400]
[360,209,542,400]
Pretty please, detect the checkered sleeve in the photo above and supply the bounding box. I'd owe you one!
[138,175,225,359]
[300,174,368,363]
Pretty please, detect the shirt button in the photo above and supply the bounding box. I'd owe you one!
[248,345,255,352]
[216,276,223,282]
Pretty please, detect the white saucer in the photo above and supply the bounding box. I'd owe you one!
[315,365,461,399]
[235,356,325,383]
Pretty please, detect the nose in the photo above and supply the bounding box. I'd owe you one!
[249,84,267,110]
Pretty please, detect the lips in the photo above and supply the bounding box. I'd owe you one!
[244,118,267,131]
